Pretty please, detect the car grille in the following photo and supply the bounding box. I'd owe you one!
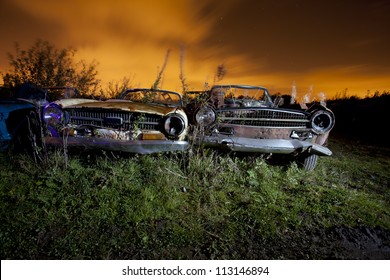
[217,108,309,128]
[67,109,161,130]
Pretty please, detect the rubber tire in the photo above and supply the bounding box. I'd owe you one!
[12,111,44,162]
[297,154,318,171]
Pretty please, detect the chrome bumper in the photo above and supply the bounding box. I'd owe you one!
[200,135,332,156]
[44,137,189,154]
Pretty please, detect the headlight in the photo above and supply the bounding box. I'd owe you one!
[164,114,185,138]
[195,106,216,126]
[310,110,335,134]
[43,103,64,127]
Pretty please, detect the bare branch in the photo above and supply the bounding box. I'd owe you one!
[152,49,171,90]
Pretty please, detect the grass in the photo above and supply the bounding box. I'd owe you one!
[0,137,389,259]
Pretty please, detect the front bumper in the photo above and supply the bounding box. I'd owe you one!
[199,135,332,156]
[44,137,189,154]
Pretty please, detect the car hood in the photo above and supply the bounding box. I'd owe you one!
[54,98,181,116]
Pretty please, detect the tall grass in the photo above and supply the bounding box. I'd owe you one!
[0,138,389,259]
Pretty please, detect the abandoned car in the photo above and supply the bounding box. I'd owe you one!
[42,88,189,154]
[185,85,335,170]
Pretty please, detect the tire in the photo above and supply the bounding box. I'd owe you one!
[12,111,44,162]
[297,154,318,171]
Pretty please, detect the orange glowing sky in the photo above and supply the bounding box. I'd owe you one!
[1,0,390,100]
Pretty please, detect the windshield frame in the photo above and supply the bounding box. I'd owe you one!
[120,88,183,107]
[210,85,274,107]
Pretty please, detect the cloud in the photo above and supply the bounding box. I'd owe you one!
[8,0,215,46]
[2,0,229,88]
[1,0,389,98]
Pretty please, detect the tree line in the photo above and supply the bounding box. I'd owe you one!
[1,40,133,99]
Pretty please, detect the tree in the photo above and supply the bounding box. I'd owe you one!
[104,76,134,99]
[1,40,99,95]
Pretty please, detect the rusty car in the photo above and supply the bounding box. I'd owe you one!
[1,84,189,156]
[185,84,335,170]
[42,88,189,154]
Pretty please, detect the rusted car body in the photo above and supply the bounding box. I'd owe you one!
[43,88,189,154]
[185,85,335,170]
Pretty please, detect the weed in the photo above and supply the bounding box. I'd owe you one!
[0,137,389,259]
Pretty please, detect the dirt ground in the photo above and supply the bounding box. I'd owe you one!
[262,226,390,260]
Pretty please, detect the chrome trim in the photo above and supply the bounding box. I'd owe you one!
[217,108,309,128]
[44,137,189,154]
[200,135,332,156]
[67,109,161,130]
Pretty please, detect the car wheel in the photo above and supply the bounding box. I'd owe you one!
[297,154,318,171]
[12,111,44,162]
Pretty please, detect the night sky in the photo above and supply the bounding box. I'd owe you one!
[1,0,389,100]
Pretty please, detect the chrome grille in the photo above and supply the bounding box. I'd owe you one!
[67,109,161,130]
[218,108,309,128]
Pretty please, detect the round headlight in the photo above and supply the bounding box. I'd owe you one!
[164,114,185,138]
[310,110,335,134]
[43,103,64,127]
[195,106,216,126]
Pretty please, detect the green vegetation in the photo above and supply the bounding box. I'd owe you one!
[1,137,389,259]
